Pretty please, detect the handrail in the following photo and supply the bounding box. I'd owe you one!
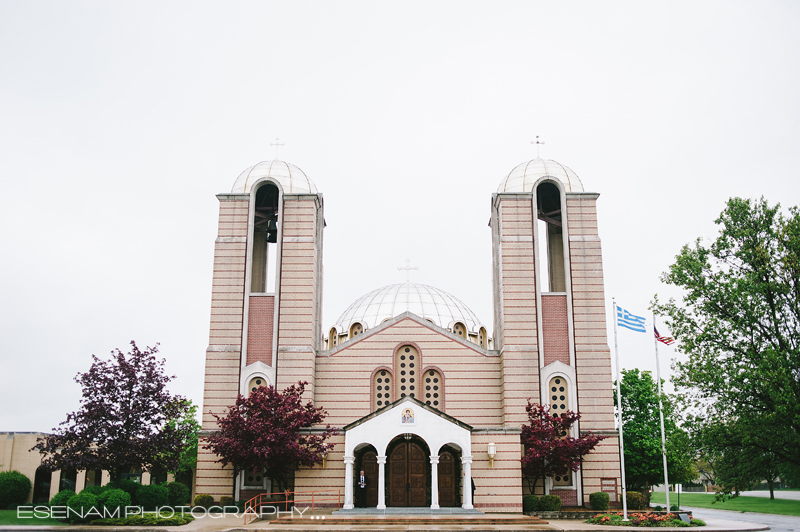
[243,488,341,524]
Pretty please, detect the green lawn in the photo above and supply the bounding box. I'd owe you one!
[0,508,67,526]
[650,491,800,517]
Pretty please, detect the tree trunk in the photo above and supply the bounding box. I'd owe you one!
[769,481,774,500]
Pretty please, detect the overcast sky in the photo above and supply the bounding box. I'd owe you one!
[2,1,798,431]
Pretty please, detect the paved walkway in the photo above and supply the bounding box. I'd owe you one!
[683,505,799,532]
[737,491,800,501]
[0,509,772,532]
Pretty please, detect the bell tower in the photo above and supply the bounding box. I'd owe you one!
[196,159,324,500]
[491,157,620,506]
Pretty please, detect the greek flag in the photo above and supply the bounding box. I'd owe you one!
[616,305,646,333]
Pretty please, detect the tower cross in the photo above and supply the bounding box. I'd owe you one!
[531,136,545,158]
[270,137,285,159]
[397,259,418,283]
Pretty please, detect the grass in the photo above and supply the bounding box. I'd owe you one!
[0,508,68,526]
[650,491,800,517]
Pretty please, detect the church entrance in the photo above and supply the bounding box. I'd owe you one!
[388,437,429,507]
[356,446,379,507]
[437,447,460,507]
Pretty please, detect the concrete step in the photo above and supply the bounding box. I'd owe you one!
[270,515,549,526]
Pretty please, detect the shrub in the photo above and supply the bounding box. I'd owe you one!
[49,489,77,508]
[691,518,706,526]
[539,494,562,511]
[522,494,539,512]
[627,491,646,510]
[194,493,214,509]
[80,485,106,496]
[220,495,235,507]
[136,484,169,511]
[0,470,33,509]
[589,491,610,511]
[166,481,191,507]
[108,479,141,504]
[66,492,100,523]
[670,504,680,511]
[653,505,664,511]
[98,488,131,517]
[91,514,194,526]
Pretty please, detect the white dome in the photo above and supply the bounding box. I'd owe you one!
[497,158,584,193]
[231,160,318,194]
[333,283,485,334]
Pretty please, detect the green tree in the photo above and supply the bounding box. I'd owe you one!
[695,419,782,500]
[656,197,800,480]
[614,369,695,492]
[169,400,200,474]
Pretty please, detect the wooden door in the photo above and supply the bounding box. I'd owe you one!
[389,441,428,506]
[437,451,457,507]
[362,451,378,507]
[408,442,427,506]
[389,442,408,506]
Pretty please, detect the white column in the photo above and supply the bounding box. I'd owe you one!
[75,470,86,493]
[376,456,387,509]
[343,456,355,509]
[49,470,62,501]
[462,456,473,509]
[430,455,440,509]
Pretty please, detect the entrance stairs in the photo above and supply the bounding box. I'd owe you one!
[268,508,550,529]
[333,507,484,515]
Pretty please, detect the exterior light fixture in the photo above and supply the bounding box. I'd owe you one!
[488,442,497,468]
[404,433,412,441]
[321,448,328,469]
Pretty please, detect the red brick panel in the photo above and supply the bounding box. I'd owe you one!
[553,489,577,506]
[541,294,569,366]
[247,295,275,366]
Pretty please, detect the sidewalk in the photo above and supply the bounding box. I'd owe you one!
[0,511,770,532]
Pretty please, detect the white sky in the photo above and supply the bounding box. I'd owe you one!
[1,1,798,431]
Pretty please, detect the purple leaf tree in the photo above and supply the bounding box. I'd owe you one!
[520,402,605,494]
[33,341,195,480]
[204,381,337,492]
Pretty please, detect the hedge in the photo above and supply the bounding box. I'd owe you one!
[0,471,32,509]
[590,491,610,511]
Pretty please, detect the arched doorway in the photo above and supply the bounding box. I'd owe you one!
[387,436,429,507]
[355,445,378,507]
[437,446,461,507]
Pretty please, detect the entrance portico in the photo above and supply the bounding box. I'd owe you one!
[342,397,473,510]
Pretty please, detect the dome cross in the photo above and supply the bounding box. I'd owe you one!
[531,136,545,158]
[398,259,418,283]
[270,137,285,159]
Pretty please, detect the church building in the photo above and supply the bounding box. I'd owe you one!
[197,154,621,511]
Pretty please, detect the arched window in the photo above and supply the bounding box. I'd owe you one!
[250,183,279,293]
[478,327,488,348]
[328,327,338,349]
[452,322,467,338]
[396,345,419,399]
[373,368,393,410]
[242,468,269,490]
[248,376,267,394]
[549,375,572,486]
[350,322,364,338]
[536,182,566,292]
[422,368,443,409]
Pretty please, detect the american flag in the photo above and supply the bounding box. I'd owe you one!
[654,326,675,345]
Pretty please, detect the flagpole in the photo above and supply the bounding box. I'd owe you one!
[613,298,628,520]
[653,313,671,511]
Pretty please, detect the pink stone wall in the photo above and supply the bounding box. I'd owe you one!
[246,295,274,366]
